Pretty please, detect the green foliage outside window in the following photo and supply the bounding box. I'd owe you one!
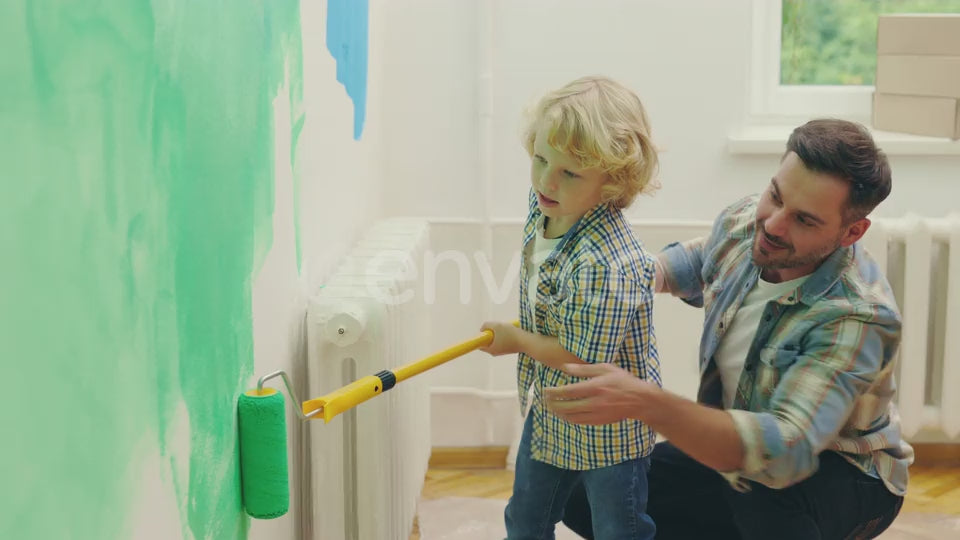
[781,0,960,85]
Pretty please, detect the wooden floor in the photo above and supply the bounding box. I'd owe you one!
[900,465,960,514]
[410,466,960,539]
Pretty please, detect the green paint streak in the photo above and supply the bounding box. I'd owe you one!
[282,9,306,274]
[0,1,302,538]
[292,100,306,274]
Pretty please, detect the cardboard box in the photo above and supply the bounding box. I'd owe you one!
[878,14,960,56]
[875,55,960,99]
[872,92,960,140]
[873,14,960,137]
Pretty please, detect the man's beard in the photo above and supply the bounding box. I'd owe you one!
[752,223,840,270]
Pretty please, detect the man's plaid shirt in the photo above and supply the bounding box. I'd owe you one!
[660,195,914,494]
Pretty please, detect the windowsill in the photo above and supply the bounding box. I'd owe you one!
[727,124,960,157]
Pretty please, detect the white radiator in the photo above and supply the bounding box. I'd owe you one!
[863,214,960,440]
[305,218,432,540]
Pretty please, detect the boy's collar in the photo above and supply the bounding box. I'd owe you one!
[532,201,614,253]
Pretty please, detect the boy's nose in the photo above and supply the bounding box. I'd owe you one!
[540,170,559,192]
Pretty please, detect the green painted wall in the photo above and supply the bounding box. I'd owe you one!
[0,1,303,537]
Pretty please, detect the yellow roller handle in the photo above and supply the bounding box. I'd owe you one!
[302,320,520,422]
[301,375,384,423]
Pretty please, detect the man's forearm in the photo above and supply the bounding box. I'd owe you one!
[516,332,586,370]
[655,237,709,301]
[654,256,669,293]
[636,385,745,472]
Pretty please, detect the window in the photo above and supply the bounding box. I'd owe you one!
[749,0,960,123]
[782,0,960,85]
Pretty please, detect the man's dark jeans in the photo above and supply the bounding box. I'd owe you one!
[561,441,904,540]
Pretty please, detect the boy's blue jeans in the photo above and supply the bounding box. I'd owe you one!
[505,413,656,540]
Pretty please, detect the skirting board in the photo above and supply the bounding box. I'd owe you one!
[428,445,959,469]
[429,446,510,469]
[913,443,960,467]
[430,389,960,468]
[430,387,525,470]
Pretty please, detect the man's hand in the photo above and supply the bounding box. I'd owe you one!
[543,363,653,425]
[547,362,745,471]
[478,321,522,356]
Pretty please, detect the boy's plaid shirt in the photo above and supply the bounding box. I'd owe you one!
[659,195,914,494]
[517,189,661,470]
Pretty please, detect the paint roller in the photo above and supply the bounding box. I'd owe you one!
[237,320,520,519]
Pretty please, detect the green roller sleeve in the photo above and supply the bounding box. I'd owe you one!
[238,388,289,519]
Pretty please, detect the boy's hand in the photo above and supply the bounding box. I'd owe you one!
[479,321,522,356]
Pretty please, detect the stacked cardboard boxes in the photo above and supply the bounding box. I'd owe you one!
[873,14,960,139]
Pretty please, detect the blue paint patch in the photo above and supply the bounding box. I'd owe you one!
[326,0,368,140]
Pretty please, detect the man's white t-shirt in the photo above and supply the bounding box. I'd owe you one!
[715,273,809,409]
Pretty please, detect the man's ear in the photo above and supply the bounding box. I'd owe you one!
[841,217,871,247]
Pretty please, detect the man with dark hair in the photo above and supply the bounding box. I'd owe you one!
[546,119,913,539]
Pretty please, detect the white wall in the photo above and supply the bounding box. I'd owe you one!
[374,0,960,447]
[249,1,385,538]
[379,0,483,220]
[1,0,389,537]
[382,0,960,223]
